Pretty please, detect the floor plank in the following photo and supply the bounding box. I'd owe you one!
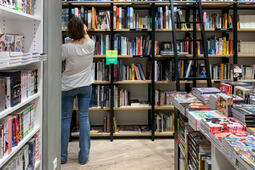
[61,139,174,170]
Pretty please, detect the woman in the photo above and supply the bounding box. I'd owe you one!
[61,16,94,165]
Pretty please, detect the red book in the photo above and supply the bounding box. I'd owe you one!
[135,66,141,80]
[212,16,214,29]
[114,65,118,80]
[164,11,166,28]
[229,40,233,55]
[164,93,167,105]
[185,36,189,53]
[8,117,12,154]
[95,9,97,29]
[14,117,18,145]
[116,7,119,29]
[137,37,141,55]
[197,17,201,29]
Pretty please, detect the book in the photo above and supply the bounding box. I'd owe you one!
[216,93,233,117]
[187,110,225,131]
[0,71,21,107]
[223,136,255,169]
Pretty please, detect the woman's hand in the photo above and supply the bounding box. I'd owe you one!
[84,24,90,40]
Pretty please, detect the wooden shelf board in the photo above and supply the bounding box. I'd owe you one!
[0,126,40,167]
[73,107,111,111]
[155,81,173,84]
[238,28,255,32]
[114,132,151,137]
[114,29,152,32]
[88,29,111,32]
[155,105,174,110]
[94,55,106,58]
[91,133,111,137]
[238,54,255,57]
[93,81,111,84]
[68,2,111,7]
[114,80,152,84]
[114,106,152,110]
[155,131,174,137]
[89,107,111,111]
[118,55,133,58]
[156,54,232,58]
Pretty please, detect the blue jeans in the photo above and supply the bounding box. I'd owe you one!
[61,86,92,164]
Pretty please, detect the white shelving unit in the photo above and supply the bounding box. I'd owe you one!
[0,1,44,169]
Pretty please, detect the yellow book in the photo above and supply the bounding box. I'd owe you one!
[131,63,135,80]
[92,7,95,29]
[120,90,122,106]
[224,13,227,28]
[223,36,227,55]
[113,117,118,132]
[220,63,224,80]
[197,41,200,55]
[90,130,99,133]
[227,40,229,55]
[172,115,175,132]
[147,40,151,55]
[139,18,143,29]
[182,61,184,77]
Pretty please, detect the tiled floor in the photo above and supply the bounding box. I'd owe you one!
[61,139,174,170]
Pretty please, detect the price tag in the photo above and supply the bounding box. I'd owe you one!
[106,50,118,65]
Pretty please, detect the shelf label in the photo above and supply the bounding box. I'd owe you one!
[106,50,118,65]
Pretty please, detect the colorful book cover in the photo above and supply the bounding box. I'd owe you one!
[224,136,255,168]
[189,110,225,120]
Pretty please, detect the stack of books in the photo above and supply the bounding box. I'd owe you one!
[155,112,173,132]
[3,136,38,169]
[154,61,173,81]
[232,104,255,127]
[223,136,255,169]
[203,11,232,30]
[170,93,199,115]
[234,86,254,99]
[114,86,129,107]
[188,131,211,170]
[192,87,220,103]
[155,90,173,106]
[0,0,36,15]
[113,35,155,56]
[0,70,38,111]
[92,35,111,56]
[93,60,111,81]
[187,110,225,131]
[115,62,147,81]
[0,104,35,158]
[216,93,233,117]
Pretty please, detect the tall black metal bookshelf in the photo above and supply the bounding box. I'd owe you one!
[62,1,255,142]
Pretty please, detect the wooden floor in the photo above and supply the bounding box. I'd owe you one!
[61,139,174,170]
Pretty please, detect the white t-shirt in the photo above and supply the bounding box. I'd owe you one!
[62,39,95,91]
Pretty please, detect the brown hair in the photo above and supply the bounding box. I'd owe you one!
[67,16,85,40]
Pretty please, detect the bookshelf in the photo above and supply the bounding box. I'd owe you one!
[0,0,45,169]
[62,0,255,141]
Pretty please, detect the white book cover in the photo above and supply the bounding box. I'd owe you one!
[106,35,109,51]
[119,7,122,29]
[88,10,92,29]
[130,7,134,29]
[123,37,127,55]
[165,6,169,29]
[219,38,223,54]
